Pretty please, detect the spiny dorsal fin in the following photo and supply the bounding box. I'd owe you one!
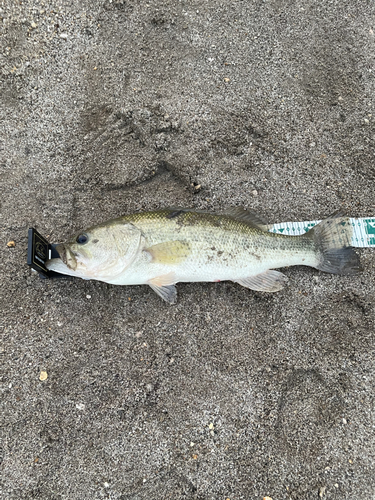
[164,206,268,230]
[223,207,268,230]
[146,241,191,265]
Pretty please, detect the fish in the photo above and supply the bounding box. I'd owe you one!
[46,208,362,303]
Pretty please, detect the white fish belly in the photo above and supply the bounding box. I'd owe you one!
[109,242,318,285]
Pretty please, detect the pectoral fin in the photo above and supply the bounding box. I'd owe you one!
[146,241,191,265]
[148,272,178,304]
[233,270,287,292]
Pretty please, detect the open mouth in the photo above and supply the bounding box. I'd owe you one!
[55,244,77,271]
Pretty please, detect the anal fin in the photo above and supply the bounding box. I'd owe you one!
[233,270,287,292]
[148,272,178,304]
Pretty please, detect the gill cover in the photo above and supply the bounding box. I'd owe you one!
[47,222,144,281]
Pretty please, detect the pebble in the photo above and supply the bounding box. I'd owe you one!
[7,241,15,248]
[224,77,230,82]
[39,371,48,381]
[60,33,68,39]
[76,403,85,410]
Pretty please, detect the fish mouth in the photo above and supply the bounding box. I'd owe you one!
[55,244,77,271]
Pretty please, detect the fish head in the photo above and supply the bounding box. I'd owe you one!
[50,221,142,280]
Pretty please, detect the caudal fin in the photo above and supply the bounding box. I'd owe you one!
[306,213,362,275]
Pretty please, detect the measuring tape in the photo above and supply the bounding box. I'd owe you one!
[268,218,375,248]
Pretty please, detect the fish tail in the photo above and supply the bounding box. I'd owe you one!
[305,212,362,275]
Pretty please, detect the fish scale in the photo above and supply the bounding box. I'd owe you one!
[117,210,316,282]
[46,208,362,303]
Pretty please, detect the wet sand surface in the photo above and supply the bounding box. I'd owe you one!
[1,1,375,498]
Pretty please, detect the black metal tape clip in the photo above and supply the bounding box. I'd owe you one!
[27,228,67,279]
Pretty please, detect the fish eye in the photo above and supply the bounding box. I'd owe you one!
[76,233,88,244]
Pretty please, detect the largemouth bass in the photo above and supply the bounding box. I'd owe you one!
[46,208,362,303]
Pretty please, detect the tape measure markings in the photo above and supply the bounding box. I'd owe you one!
[268,218,375,248]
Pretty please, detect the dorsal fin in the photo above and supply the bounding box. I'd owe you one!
[222,207,268,230]
[164,206,268,230]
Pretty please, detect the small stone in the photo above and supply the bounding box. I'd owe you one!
[364,118,369,124]
[263,497,273,500]
[334,484,339,488]
[7,241,15,248]
[39,371,48,381]
[86,294,91,299]
[252,190,258,196]
[319,486,326,497]
[342,418,347,424]
[224,77,230,82]
[76,403,85,410]
[104,482,109,488]
[60,33,68,39]
[31,22,37,28]
[208,422,214,429]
